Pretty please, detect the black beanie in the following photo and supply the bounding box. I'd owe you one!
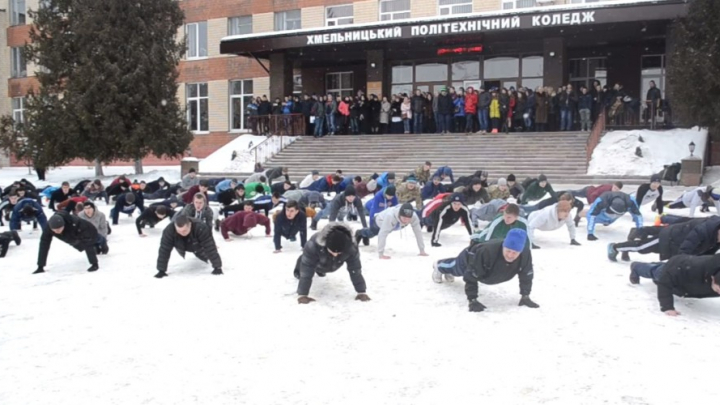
[48,215,65,229]
[344,185,356,197]
[399,203,414,218]
[326,229,351,253]
[125,192,136,204]
[387,172,396,180]
[507,174,516,182]
[538,174,548,183]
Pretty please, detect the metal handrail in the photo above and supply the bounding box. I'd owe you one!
[586,109,606,165]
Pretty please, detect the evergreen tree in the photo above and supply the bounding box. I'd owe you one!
[668,0,720,133]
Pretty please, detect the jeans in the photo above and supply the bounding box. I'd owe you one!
[478,109,489,131]
[403,119,411,133]
[579,109,591,131]
[314,116,325,136]
[439,114,452,133]
[436,249,468,277]
[350,118,359,134]
[326,113,336,134]
[312,206,349,226]
[632,262,664,282]
[358,224,381,239]
[434,112,441,133]
[465,114,475,133]
[561,109,573,131]
[524,114,533,130]
[413,114,423,134]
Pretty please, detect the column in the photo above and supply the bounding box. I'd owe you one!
[366,49,385,97]
[269,52,293,100]
[543,37,567,89]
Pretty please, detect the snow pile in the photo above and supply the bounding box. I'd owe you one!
[588,127,708,176]
[199,135,268,173]
[0,166,180,188]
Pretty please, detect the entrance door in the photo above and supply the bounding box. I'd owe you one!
[484,80,501,92]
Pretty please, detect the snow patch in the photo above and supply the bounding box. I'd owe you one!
[198,135,268,173]
[588,127,708,176]
[0,166,181,188]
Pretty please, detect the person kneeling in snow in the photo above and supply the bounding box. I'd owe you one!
[294,222,370,304]
[629,254,720,316]
[0,230,21,258]
[220,209,271,241]
[586,191,642,241]
[354,203,427,260]
[527,198,581,249]
[433,228,538,312]
[35,212,101,274]
[155,215,223,278]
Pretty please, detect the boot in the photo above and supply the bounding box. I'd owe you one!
[11,230,21,246]
[629,263,640,284]
[101,243,109,255]
[87,263,99,272]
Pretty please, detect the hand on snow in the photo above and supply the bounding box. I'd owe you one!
[664,310,681,317]
[33,267,45,274]
[418,252,429,257]
[532,243,541,249]
[355,293,372,302]
[154,271,168,279]
[519,295,540,309]
[570,239,581,246]
[139,233,147,238]
[273,249,282,254]
[297,296,316,304]
[379,255,391,260]
[211,268,224,275]
[266,234,272,238]
[587,234,598,241]
[225,238,233,242]
[468,299,486,312]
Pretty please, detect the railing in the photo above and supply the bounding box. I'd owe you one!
[249,135,297,165]
[586,109,606,164]
[606,101,673,130]
[247,114,306,136]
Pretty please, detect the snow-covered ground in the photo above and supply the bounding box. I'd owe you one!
[0,165,181,189]
[199,135,269,173]
[588,127,708,176]
[1,168,719,404]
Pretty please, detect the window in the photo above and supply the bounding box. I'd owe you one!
[12,97,24,129]
[326,72,354,98]
[11,47,26,78]
[521,56,543,89]
[293,75,303,95]
[11,0,26,25]
[186,22,208,59]
[326,5,353,26]
[416,63,448,82]
[228,16,252,36]
[484,57,519,79]
[439,0,472,16]
[275,10,301,31]
[380,0,410,21]
[569,57,607,90]
[452,61,480,81]
[502,0,537,9]
[230,80,253,131]
[186,83,209,132]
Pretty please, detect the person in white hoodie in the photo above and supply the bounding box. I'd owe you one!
[667,186,720,217]
[299,170,321,189]
[354,203,427,260]
[527,198,581,249]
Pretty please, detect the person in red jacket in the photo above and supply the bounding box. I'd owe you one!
[181,179,209,204]
[464,87,478,134]
[220,210,271,241]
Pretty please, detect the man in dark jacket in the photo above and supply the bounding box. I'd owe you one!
[155,215,222,278]
[559,84,578,131]
[111,192,144,225]
[136,204,169,236]
[257,95,272,135]
[424,193,473,247]
[49,181,73,211]
[10,197,48,231]
[263,167,290,186]
[609,217,718,262]
[411,89,426,134]
[294,222,369,304]
[35,212,100,274]
[181,179,209,205]
[220,210,271,240]
[310,185,368,230]
[301,94,313,136]
[0,230,21,258]
[457,178,490,206]
[437,88,454,134]
[520,175,557,205]
[217,184,245,210]
[629,254,720,316]
[422,176,445,200]
[432,228,539,312]
[635,174,665,213]
[273,200,307,253]
[144,177,171,200]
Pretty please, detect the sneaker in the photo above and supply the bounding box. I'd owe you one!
[629,262,640,284]
[310,222,318,231]
[574,216,581,228]
[214,219,220,232]
[621,252,630,262]
[11,230,21,246]
[87,263,99,272]
[443,274,455,282]
[101,243,109,255]
[432,262,443,283]
[362,236,369,246]
[607,243,618,262]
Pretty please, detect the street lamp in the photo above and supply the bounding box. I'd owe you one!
[689,141,696,157]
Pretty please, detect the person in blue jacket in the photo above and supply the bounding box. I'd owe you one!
[365,185,398,227]
[11,198,48,231]
[111,192,144,225]
[336,175,355,193]
[214,178,237,194]
[376,172,396,190]
[586,191,642,241]
[432,166,454,184]
[306,175,342,194]
[453,95,465,133]
[422,176,445,200]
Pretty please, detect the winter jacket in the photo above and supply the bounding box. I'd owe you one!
[375,204,425,257]
[136,206,169,235]
[181,184,208,205]
[264,167,289,186]
[214,179,235,194]
[156,218,221,273]
[299,174,318,189]
[578,93,593,111]
[10,198,48,231]
[586,192,643,236]
[586,184,614,204]
[376,172,394,190]
[459,185,489,206]
[245,182,271,199]
[421,182,445,200]
[146,178,169,194]
[488,185,510,201]
[454,97,466,117]
[471,213,530,245]
[489,99,501,119]
[72,180,91,195]
[559,91,578,111]
[313,100,326,117]
[437,93,454,115]
[365,191,398,227]
[478,92,491,109]
[411,95,426,114]
[37,211,98,267]
[296,222,364,296]
[338,101,350,116]
[0,231,17,258]
[675,217,720,259]
[181,203,214,230]
[353,182,372,199]
[676,187,719,217]
[635,183,664,214]
[535,94,549,124]
[469,199,508,223]
[181,174,200,190]
[656,254,720,312]
[464,90,478,114]
[78,211,110,238]
[460,239,533,301]
[520,180,557,204]
[111,192,144,225]
[258,100,272,115]
[432,166,454,184]
[298,190,326,209]
[220,211,271,239]
[528,203,576,242]
[413,165,431,185]
[217,188,244,207]
[274,207,307,250]
[380,101,391,124]
[395,182,423,209]
[49,188,72,211]
[428,201,473,244]
[328,191,368,228]
[401,102,412,120]
[305,177,331,193]
[653,218,710,260]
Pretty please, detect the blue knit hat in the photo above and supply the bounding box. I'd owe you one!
[503,229,527,252]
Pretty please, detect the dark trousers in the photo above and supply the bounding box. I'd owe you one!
[615,227,662,255]
[436,249,468,277]
[358,224,380,239]
[632,262,664,282]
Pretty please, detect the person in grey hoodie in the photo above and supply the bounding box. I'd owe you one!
[355,203,427,260]
[77,201,110,254]
[181,193,214,230]
[181,168,200,191]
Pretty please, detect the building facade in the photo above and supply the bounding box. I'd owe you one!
[4,0,687,164]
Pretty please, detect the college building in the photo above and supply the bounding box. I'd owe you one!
[2,0,688,164]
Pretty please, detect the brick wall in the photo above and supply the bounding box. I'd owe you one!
[355,0,378,24]
[474,0,501,12]
[303,6,326,28]
[412,0,439,19]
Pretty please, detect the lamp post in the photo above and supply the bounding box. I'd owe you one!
[689,141,696,157]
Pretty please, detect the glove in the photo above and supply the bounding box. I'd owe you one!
[431,242,442,247]
[519,295,540,308]
[355,293,371,302]
[211,268,224,275]
[468,299,486,312]
[587,234,598,241]
[298,296,316,304]
[33,267,45,274]
[154,271,168,279]
[532,243,540,249]
[570,239,581,246]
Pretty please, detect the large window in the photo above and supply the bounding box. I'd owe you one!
[484,57,519,80]
[439,0,472,16]
[326,72,354,98]
[11,0,26,26]
[228,16,252,36]
[641,55,666,100]
[230,80,253,131]
[502,0,537,9]
[521,56,544,90]
[186,83,209,132]
[569,57,607,90]
[11,47,26,78]
[380,0,410,21]
[12,97,24,130]
[326,5,353,26]
[186,22,208,59]
[275,10,301,31]
[391,65,413,95]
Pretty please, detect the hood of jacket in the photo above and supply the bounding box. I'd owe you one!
[315,222,353,247]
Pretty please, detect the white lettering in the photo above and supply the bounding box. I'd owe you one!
[369,31,377,39]
[570,13,581,25]
[481,20,490,30]
[551,14,561,25]
[323,34,330,43]
[360,31,369,41]
[490,19,499,30]
[501,18,510,29]
[377,29,385,39]
[541,15,551,26]
[336,33,344,42]
[451,22,459,33]
[468,21,477,31]
[532,16,541,26]
[411,26,420,36]
[442,23,451,34]
[344,32,352,41]
[458,22,467,32]
[429,24,439,35]
[307,35,315,45]
[582,11,595,23]
[393,27,401,37]
[420,25,429,35]
[511,16,520,28]
[352,32,361,41]
[562,13,570,24]
[314,34,323,44]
